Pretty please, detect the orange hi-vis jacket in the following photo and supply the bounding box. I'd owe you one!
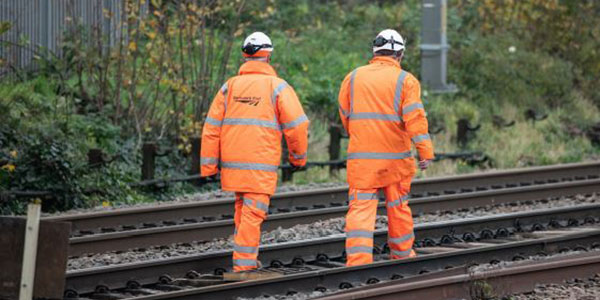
[201,61,309,195]
[338,56,434,189]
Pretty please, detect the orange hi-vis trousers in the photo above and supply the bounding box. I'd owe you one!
[345,177,416,266]
[232,192,270,272]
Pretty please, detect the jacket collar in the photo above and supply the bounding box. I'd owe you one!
[238,60,278,76]
[369,56,401,68]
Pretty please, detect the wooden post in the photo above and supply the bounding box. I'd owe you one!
[141,142,156,180]
[190,136,201,175]
[328,125,342,175]
[456,119,469,148]
[19,201,41,300]
[190,136,202,186]
[87,148,103,168]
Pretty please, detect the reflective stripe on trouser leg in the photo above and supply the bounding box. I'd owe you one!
[233,192,270,272]
[345,187,379,266]
[384,179,416,260]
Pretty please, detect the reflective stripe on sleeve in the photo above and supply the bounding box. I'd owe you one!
[205,116,222,126]
[233,243,258,254]
[349,112,401,122]
[340,106,349,118]
[271,81,289,106]
[291,152,307,160]
[222,118,279,130]
[402,102,424,115]
[221,162,279,172]
[221,82,228,112]
[281,114,308,129]
[349,193,377,201]
[346,246,372,254]
[393,70,408,114]
[200,157,218,165]
[347,152,412,160]
[388,232,415,244]
[346,230,374,239]
[412,134,431,143]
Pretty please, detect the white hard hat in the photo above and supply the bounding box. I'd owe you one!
[242,32,273,57]
[372,29,405,53]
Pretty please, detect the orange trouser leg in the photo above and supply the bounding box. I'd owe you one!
[345,188,379,266]
[233,194,243,235]
[384,178,416,260]
[232,192,270,272]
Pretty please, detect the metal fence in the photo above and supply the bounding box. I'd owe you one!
[0,0,125,74]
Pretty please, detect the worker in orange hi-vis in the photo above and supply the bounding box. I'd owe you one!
[338,29,434,266]
[200,32,309,272]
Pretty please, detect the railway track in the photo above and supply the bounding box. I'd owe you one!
[317,250,600,300]
[51,162,599,256]
[64,202,600,298]
[67,177,600,256]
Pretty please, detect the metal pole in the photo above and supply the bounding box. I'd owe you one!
[19,200,41,300]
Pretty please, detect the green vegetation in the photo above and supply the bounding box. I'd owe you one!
[1,0,599,213]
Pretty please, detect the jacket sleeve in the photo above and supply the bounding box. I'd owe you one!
[200,82,227,176]
[401,76,434,160]
[276,81,309,167]
[337,73,352,134]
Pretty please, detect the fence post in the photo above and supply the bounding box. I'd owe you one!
[141,142,156,180]
[87,148,103,168]
[19,200,41,300]
[328,125,342,175]
[190,136,203,186]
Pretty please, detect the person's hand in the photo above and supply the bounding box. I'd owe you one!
[418,159,432,170]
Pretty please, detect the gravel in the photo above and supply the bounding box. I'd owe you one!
[509,274,600,300]
[67,193,598,270]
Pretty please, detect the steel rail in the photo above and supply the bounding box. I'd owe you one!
[64,203,600,295]
[123,226,600,300]
[316,251,600,300]
[67,178,600,256]
[46,161,600,234]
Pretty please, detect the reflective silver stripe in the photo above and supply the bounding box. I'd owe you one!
[387,195,409,208]
[291,152,307,160]
[346,246,372,254]
[393,71,408,114]
[349,112,401,122]
[412,134,431,143]
[347,230,374,239]
[233,243,258,254]
[281,114,308,129]
[233,259,257,267]
[242,197,269,213]
[388,232,415,244]
[200,157,218,165]
[402,102,424,115]
[349,193,377,201]
[233,228,238,235]
[255,200,269,212]
[221,162,279,172]
[349,69,358,117]
[271,81,289,106]
[347,152,412,160]
[222,118,279,129]
[390,248,413,257]
[205,116,222,126]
